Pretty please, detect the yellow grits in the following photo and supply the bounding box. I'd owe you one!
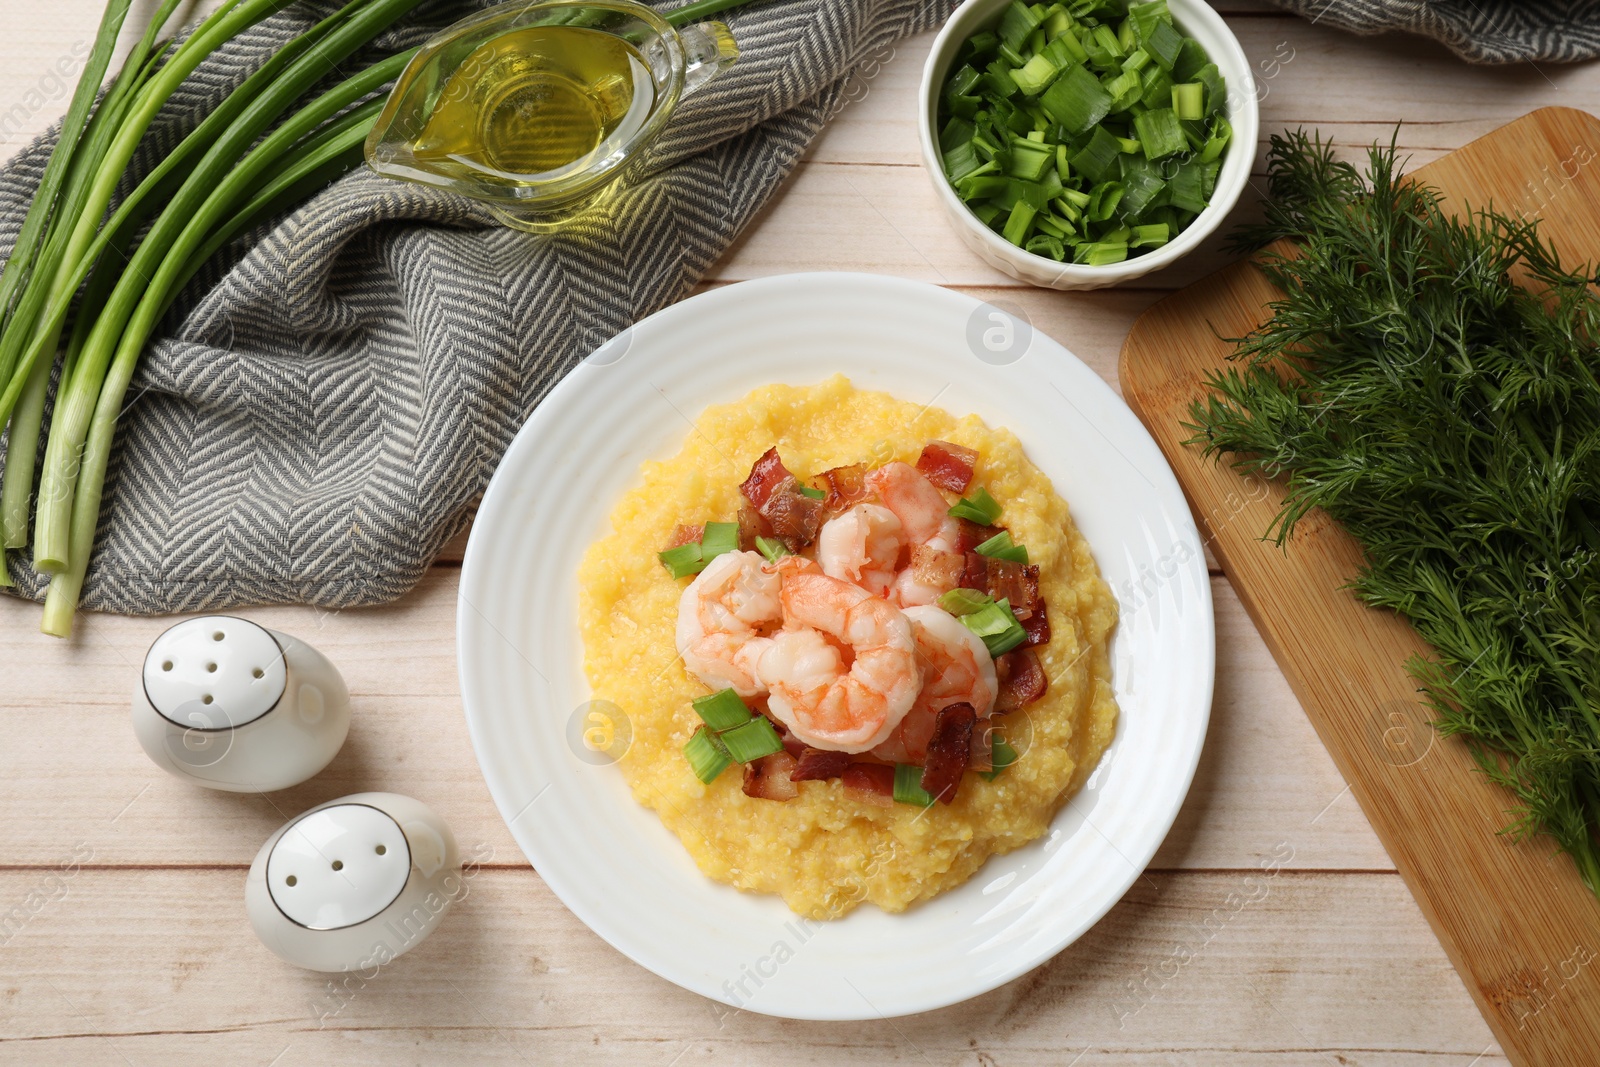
[577,377,1119,919]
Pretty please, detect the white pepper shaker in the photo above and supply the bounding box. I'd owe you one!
[245,792,461,972]
[132,615,350,792]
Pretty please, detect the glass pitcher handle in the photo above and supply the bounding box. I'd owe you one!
[676,21,738,98]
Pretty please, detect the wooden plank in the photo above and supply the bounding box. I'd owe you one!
[0,570,1388,871]
[1119,106,1600,1067]
[0,868,1502,1064]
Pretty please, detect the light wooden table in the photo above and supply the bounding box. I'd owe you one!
[3,2,1592,1063]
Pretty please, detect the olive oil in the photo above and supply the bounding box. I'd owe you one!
[403,25,653,183]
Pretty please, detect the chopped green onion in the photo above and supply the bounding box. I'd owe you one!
[1058,186,1091,209]
[1200,114,1232,163]
[1103,69,1142,112]
[720,717,786,763]
[1046,27,1089,65]
[946,65,982,100]
[684,727,733,784]
[1070,125,1123,183]
[1167,158,1208,213]
[1043,8,1074,40]
[1139,65,1174,111]
[797,484,826,500]
[893,763,937,807]
[981,733,1021,781]
[940,587,996,617]
[699,521,739,563]
[1131,222,1170,247]
[1025,234,1065,260]
[1010,52,1060,96]
[1007,139,1054,180]
[1194,62,1227,115]
[1171,36,1209,81]
[1141,19,1183,71]
[944,140,982,182]
[1090,23,1123,63]
[1087,179,1124,221]
[948,486,1002,524]
[692,688,754,731]
[658,542,705,579]
[1119,155,1166,215]
[1171,82,1204,121]
[961,598,1029,657]
[998,0,1044,51]
[1074,241,1129,266]
[975,530,1030,563]
[1002,200,1037,245]
[755,536,789,563]
[1038,64,1111,134]
[1133,107,1185,160]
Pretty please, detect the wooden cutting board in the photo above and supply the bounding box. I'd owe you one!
[1119,106,1600,1067]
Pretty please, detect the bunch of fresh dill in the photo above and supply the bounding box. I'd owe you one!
[1186,131,1600,896]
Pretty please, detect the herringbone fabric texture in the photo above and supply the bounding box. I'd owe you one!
[0,0,945,613]
[1267,0,1600,63]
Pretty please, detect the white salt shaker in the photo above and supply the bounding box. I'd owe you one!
[132,616,350,792]
[245,792,461,972]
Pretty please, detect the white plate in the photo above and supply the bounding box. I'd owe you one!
[457,272,1213,1021]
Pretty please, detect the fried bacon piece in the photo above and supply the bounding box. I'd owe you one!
[969,717,994,773]
[664,523,703,550]
[737,505,772,552]
[986,559,1039,620]
[743,751,800,801]
[790,747,851,781]
[815,463,871,515]
[763,486,824,550]
[739,447,791,509]
[842,762,896,807]
[1021,604,1051,648]
[954,518,997,554]
[919,702,977,804]
[916,440,978,493]
[910,544,965,590]
[995,648,1048,711]
[739,447,824,550]
[962,550,989,591]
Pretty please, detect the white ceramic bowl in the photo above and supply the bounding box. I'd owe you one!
[918,0,1259,290]
[457,272,1214,1019]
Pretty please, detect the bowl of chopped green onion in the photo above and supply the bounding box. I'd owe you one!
[920,0,1257,290]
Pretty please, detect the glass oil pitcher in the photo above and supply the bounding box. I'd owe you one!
[366,0,738,231]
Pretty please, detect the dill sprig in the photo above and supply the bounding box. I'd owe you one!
[1186,130,1600,897]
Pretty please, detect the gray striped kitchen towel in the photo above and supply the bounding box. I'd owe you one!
[0,0,946,614]
[1268,0,1600,63]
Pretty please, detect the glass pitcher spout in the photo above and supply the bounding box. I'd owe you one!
[364,0,742,232]
[678,21,738,97]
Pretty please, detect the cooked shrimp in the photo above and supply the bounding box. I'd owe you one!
[816,504,904,599]
[676,550,782,698]
[865,462,963,607]
[757,571,920,752]
[866,462,960,548]
[872,605,997,764]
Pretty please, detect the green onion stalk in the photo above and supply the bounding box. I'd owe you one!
[38,50,418,636]
[0,0,187,551]
[4,0,769,625]
[0,0,426,633]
